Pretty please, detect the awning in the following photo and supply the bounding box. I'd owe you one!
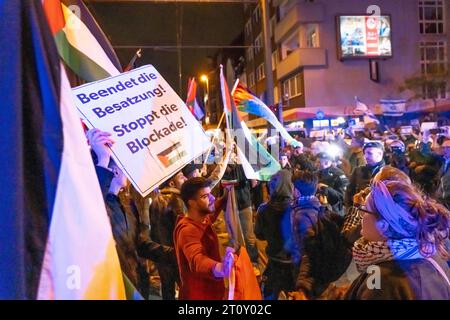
[244,99,450,128]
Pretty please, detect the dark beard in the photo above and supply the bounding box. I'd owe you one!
[199,207,213,216]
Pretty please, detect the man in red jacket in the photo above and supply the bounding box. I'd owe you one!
[174,177,234,300]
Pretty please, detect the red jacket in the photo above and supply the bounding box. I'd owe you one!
[174,212,225,300]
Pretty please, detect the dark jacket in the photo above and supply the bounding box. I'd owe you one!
[95,166,175,296]
[318,166,349,216]
[290,197,347,298]
[255,170,293,262]
[437,160,450,208]
[150,187,186,247]
[223,164,252,210]
[409,143,442,196]
[344,160,385,207]
[290,197,322,266]
[385,152,410,176]
[149,186,185,299]
[345,257,450,300]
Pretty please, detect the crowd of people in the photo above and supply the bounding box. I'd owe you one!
[85,113,450,300]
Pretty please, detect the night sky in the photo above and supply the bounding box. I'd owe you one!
[86,1,246,97]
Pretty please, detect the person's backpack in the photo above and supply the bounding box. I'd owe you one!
[302,206,353,288]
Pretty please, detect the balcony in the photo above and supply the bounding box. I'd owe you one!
[272,0,284,6]
[274,2,324,43]
[276,48,327,80]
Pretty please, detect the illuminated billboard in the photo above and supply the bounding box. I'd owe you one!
[337,15,392,59]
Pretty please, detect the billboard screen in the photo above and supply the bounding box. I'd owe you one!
[337,15,392,59]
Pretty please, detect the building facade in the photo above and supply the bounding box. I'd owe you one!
[242,0,449,115]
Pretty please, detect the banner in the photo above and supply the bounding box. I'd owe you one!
[72,65,212,196]
[365,16,380,55]
[380,99,406,117]
[338,15,392,59]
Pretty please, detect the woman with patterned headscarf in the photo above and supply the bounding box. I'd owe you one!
[345,180,450,299]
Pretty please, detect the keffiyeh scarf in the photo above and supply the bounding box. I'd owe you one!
[353,237,424,273]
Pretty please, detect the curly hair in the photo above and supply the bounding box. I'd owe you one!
[383,181,450,258]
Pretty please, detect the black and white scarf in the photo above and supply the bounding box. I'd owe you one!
[352,238,424,273]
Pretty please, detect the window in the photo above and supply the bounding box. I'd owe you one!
[281,32,299,59]
[247,47,253,62]
[245,20,252,38]
[269,15,277,38]
[306,24,319,48]
[279,0,297,20]
[419,0,445,34]
[248,72,255,88]
[253,4,261,25]
[420,41,448,99]
[256,63,265,81]
[254,33,263,55]
[283,73,303,98]
[271,50,279,71]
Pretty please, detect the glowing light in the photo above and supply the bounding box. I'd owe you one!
[327,144,342,158]
[337,117,346,124]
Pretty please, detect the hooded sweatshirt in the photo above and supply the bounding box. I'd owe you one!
[173,205,225,300]
[255,169,293,262]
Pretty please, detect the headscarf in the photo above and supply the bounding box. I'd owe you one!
[365,180,418,238]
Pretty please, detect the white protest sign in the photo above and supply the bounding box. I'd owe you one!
[420,122,437,132]
[309,130,326,139]
[72,65,212,197]
[400,126,413,135]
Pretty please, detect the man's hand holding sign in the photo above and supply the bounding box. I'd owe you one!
[73,65,212,197]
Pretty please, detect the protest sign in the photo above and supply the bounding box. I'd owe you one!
[72,65,212,197]
[400,126,413,135]
[309,129,326,139]
[420,122,437,132]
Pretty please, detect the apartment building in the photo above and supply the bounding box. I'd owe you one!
[243,0,449,114]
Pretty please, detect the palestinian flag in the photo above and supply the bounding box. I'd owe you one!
[157,142,187,168]
[43,0,122,82]
[233,81,300,147]
[219,66,280,181]
[186,78,205,121]
[0,1,125,299]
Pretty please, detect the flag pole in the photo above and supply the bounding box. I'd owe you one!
[124,48,142,72]
[202,76,239,167]
[202,112,225,166]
